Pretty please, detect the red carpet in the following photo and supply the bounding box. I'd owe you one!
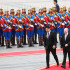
[35,60,70,70]
[0,48,62,57]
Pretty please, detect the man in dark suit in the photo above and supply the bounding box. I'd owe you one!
[43,25,59,69]
[60,28,70,69]
[53,0,59,13]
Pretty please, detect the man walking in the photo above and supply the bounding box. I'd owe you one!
[61,28,70,69]
[43,25,59,69]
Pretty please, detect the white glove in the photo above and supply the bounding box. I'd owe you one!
[62,23,65,25]
[58,21,61,24]
[61,17,65,20]
[35,23,37,25]
[1,24,3,27]
[41,24,44,27]
[51,17,55,21]
[18,25,22,28]
[7,20,10,23]
[44,22,47,24]
[9,27,11,29]
[64,21,67,24]
[13,25,15,26]
[51,17,53,20]
[30,19,34,22]
[30,25,34,27]
[19,19,22,22]
[55,22,57,24]
[41,18,45,21]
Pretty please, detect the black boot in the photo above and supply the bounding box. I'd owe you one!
[0,37,1,47]
[32,35,34,44]
[17,39,20,48]
[13,37,16,46]
[40,37,43,46]
[34,35,38,44]
[5,40,8,48]
[28,38,31,47]
[30,38,33,47]
[39,37,41,46]
[22,36,23,43]
[1,36,5,46]
[20,38,23,48]
[8,39,12,48]
[24,36,27,45]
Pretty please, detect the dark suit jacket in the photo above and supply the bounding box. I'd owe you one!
[56,4,59,13]
[60,34,70,51]
[43,31,57,49]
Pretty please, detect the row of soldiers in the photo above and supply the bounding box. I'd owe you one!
[0,6,70,48]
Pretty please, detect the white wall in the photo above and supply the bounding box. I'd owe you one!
[0,0,70,13]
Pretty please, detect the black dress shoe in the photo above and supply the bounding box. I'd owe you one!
[61,65,66,69]
[57,64,59,67]
[45,66,49,69]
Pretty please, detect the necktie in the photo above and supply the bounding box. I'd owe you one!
[47,32,49,39]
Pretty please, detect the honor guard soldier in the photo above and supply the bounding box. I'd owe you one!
[13,9,23,48]
[52,6,58,34]
[0,8,5,47]
[42,7,49,33]
[47,8,56,33]
[32,7,38,44]
[26,9,34,47]
[2,10,12,48]
[36,8,44,46]
[52,6,59,43]
[10,9,16,46]
[21,8,27,45]
[57,7,66,41]
[65,7,70,33]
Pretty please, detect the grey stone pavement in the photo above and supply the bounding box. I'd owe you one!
[0,34,68,70]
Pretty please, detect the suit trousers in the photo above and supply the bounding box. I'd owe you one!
[62,50,70,65]
[46,47,59,67]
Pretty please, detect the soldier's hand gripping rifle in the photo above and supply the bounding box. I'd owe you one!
[18,12,24,28]
[61,16,66,28]
[50,16,55,27]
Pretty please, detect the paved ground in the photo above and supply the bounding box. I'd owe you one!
[0,0,70,69]
[0,34,68,70]
[0,53,64,70]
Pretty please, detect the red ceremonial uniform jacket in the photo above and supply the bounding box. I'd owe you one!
[13,15,24,31]
[2,15,12,32]
[36,14,43,29]
[25,15,34,31]
[65,14,70,28]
